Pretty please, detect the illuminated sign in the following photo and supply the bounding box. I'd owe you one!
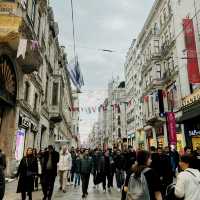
[182,89,200,107]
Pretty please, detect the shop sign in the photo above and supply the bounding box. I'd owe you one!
[182,88,200,107]
[0,2,16,15]
[189,130,200,137]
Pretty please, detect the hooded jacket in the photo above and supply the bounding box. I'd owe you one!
[175,168,200,200]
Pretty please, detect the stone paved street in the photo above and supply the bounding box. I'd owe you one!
[4,178,121,200]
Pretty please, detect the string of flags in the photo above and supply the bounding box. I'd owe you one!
[67,102,131,114]
[17,38,39,59]
[143,85,177,103]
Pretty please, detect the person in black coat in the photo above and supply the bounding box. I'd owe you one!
[16,147,38,200]
[124,146,136,173]
[114,149,125,191]
[41,145,59,200]
[0,149,6,200]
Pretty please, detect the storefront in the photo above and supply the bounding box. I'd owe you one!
[127,132,136,147]
[146,129,154,150]
[155,125,164,148]
[181,88,200,150]
[137,130,145,150]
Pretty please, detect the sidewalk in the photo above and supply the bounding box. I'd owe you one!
[4,177,121,200]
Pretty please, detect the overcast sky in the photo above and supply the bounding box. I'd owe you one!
[50,0,154,143]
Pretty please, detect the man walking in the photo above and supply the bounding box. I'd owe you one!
[79,149,92,198]
[58,146,72,192]
[41,145,59,200]
[0,149,6,200]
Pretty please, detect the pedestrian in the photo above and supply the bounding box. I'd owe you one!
[114,149,125,192]
[157,147,173,195]
[58,145,72,192]
[125,150,162,200]
[74,150,81,187]
[169,146,179,177]
[193,146,200,171]
[184,146,192,155]
[175,154,200,200]
[79,149,93,198]
[16,147,37,200]
[102,150,112,192]
[93,150,104,187]
[0,149,6,200]
[32,148,39,191]
[70,147,76,183]
[124,145,136,174]
[41,145,59,200]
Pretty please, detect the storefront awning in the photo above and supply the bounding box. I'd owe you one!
[178,102,200,122]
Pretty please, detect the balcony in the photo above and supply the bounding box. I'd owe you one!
[144,112,165,126]
[161,39,175,57]
[0,2,43,73]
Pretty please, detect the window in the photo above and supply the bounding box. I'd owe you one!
[52,82,59,105]
[27,0,36,24]
[31,0,36,23]
[118,128,121,138]
[34,93,38,111]
[24,81,30,102]
[118,116,121,125]
[37,12,41,38]
[45,76,49,101]
[155,64,162,79]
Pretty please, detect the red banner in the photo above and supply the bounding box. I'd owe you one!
[183,18,200,84]
[166,112,177,145]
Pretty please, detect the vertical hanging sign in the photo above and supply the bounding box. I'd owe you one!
[183,18,200,84]
[166,112,177,145]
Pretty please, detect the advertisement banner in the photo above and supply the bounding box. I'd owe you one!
[166,112,177,145]
[183,18,200,84]
[15,129,25,161]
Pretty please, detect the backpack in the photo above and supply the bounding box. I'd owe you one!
[126,168,150,200]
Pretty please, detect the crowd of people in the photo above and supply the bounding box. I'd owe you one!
[0,145,200,200]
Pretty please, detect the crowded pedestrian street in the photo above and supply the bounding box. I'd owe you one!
[1,0,200,199]
[5,178,121,200]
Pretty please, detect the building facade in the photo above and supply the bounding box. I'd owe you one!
[0,0,73,175]
[124,0,200,151]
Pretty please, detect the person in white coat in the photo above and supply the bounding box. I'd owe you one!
[58,146,72,192]
[175,154,200,200]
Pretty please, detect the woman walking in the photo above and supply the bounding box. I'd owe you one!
[125,150,162,200]
[16,148,38,200]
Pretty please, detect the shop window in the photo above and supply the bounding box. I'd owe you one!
[52,82,59,106]
[24,81,30,102]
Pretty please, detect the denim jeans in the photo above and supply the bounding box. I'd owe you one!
[74,173,80,186]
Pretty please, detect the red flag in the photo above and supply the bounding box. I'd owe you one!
[183,18,200,84]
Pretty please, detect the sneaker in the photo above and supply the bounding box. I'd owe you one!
[103,189,106,193]
[117,188,121,192]
[63,190,66,193]
[82,194,86,198]
[59,187,62,191]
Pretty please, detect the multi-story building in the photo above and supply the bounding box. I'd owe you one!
[0,0,73,175]
[71,91,80,148]
[125,39,144,149]
[124,0,200,151]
